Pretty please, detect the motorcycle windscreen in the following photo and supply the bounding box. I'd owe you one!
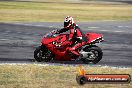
[41,38,55,44]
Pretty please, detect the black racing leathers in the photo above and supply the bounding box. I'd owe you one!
[57,24,87,43]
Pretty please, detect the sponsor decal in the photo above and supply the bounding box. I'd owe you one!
[76,65,131,85]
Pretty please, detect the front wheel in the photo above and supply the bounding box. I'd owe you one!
[82,46,103,64]
[34,46,53,62]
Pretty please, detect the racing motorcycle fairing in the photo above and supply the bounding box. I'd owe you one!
[40,31,103,61]
[41,33,72,61]
[85,32,104,44]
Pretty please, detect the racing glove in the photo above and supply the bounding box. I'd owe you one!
[55,29,60,34]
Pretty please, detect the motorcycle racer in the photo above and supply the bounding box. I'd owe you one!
[56,16,87,58]
[34,16,104,63]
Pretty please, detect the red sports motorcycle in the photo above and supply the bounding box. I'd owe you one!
[34,30,104,64]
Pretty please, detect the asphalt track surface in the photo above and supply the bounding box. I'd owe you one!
[0,21,132,67]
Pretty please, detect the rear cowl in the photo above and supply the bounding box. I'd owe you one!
[85,33,103,44]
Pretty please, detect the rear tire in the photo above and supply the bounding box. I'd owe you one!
[82,46,103,64]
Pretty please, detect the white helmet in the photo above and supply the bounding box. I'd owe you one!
[64,16,75,28]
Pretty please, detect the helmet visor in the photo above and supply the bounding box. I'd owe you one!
[64,22,69,28]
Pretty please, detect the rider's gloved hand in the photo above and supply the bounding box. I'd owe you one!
[55,29,59,34]
[51,29,59,34]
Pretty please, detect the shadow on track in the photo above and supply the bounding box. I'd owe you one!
[0,57,86,65]
[49,60,83,65]
[0,58,35,62]
[0,57,83,64]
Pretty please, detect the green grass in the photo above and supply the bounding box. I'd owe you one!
[0,64,131,88]
[0,1,132,22]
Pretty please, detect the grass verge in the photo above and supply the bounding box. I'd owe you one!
[0,64,131,88]
[0,1,132,22]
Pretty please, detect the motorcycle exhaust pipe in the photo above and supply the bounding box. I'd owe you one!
[80,50,93,58]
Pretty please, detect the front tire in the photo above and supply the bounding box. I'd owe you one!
[34,46,53,62]
[82,46,103,64]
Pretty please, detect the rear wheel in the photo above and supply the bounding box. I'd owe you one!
[82,46,103,64]
[34,46,53,62]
